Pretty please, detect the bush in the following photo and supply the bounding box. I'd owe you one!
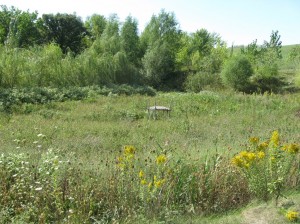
[0,85,156,113]
[221,55,254,92]
[184,72,222,92]
[251,64,286,93]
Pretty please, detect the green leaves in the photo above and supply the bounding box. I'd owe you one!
[221,55,254,92]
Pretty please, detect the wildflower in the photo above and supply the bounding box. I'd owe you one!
[124,145,135,155]
[286,211,298,222]
[156,154,167,164]
[282,144,300,154]
[140,179,147,185]
[35,187,43,191]
[258,141,269,151]
[270,130,280,147]
[256,151,265,159]
[139,170,145,179]
[240,151,248,158]
[231,155,244,167]
[154,179,165,188]
[245,152,256,162]
[249,137,259,144]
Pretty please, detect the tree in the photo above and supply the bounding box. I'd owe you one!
[85,14,106,39]
[263,30,282,60]
[98,14,121,55]
[40,13,87,54]
[0,5,40,48]
[140,10,181,88]
[120,15,140,65]
[221,55,253,92]
[176,29,227,75]
[142,41,174,88]
[240,30,285,93]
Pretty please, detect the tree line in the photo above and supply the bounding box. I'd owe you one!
[0,5,298,92]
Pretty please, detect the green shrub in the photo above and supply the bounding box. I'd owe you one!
[184,72,222,92]
[251,64,286,93]
[221,55,254,92]
[0,85,156,113]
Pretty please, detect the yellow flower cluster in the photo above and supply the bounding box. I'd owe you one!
[124,145,136,156]
[138,170,147,185]
[286,210,298,222]
[138,172,166,189]
[153,175,165,188]
[270,130,280,147]
[156,154,167,165]
[117,145,136,170]
[231,150,265,168]
[282,143,300,154]
[257,141,269,151]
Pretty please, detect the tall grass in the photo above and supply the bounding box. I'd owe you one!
[0,91,300,222]
[0,43,141,88]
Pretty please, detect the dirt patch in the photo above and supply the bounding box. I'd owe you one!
[241,204,286,224]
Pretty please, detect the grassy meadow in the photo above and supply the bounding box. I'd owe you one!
[1,90,300,223]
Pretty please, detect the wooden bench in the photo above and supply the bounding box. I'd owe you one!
[147,105,171,119]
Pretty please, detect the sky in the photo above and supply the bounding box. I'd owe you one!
[1,0,299,46]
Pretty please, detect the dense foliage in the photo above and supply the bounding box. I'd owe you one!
[221,55,253,92]
[1,5,298,93]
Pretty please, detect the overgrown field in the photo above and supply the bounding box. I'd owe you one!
[1,91,300,223]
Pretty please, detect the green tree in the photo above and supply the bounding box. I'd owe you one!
[221,55,254,92]
[40,13,87,54]
[120,15,140,65]
[0,5,40,48]
[85,14,106,39]
[142,41,174,88]
[141,10,181,89]
[177,29,226,74]
[99,14,121,55]
[263,30,282,60]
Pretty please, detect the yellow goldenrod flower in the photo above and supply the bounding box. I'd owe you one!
[240,151,248,158]
[246,152,256,162]
[257,151,265,159]
[232,153,252,169]
[284,143,300,154]
[270,130,279,147]
[154,179,165,188]
[249,137,260,144]
[156,154,167,165]
[231,155,244,167]
[124,145,136,155]
[140,179,147,185]
[286,211,298,222]
[258,141,269,151]
[139,170,145,179]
